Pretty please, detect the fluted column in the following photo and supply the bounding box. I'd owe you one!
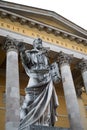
[57,52,83,130]
[78,59,87,93]
[4,37,20,130]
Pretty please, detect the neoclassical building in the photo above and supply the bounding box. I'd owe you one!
[0,1,87,130]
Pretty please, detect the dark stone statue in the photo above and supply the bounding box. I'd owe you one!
[18,38,60,129]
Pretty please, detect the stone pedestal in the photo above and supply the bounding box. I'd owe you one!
[5,37,20,130]
[20,125,71,130]
[57,52,83,130]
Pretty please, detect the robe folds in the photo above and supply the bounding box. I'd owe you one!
[19,79,59,129]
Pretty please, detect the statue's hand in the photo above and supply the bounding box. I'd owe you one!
[18,42,25,53]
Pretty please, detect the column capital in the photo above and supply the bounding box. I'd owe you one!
[57,51,73,66]
[4,36,20,52]
[78,58,87,72]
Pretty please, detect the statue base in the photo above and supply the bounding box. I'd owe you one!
[20,125,71,130]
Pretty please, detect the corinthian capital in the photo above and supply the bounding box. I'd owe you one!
[4,36,19,51]
[57,51,73,66]
[78,58,87,72]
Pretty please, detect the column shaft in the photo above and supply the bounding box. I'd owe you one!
[78,59,87,93]
[81,71,87,93]
[5,38,20,130]
[60,64,83,130]
[58,52,83,130]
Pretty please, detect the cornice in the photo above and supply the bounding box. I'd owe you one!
[0,9,87,46]
[0,1,87,37]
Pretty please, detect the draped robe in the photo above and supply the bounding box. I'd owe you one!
[19,49,59,129]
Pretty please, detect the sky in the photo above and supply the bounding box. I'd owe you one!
[2,0,87,30]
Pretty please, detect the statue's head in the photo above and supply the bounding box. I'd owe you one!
[33,38,43,49]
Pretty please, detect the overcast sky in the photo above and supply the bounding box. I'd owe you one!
[2,0,87,30]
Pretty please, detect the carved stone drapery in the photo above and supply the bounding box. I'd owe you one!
[4,37,20,130]
[19,38,59,128]
[57,52,83,130]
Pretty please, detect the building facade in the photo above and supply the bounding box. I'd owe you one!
[0,1,87,130]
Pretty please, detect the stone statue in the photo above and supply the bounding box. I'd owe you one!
[18,38,60,129]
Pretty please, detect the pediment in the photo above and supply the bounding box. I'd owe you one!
[0,1,87,39]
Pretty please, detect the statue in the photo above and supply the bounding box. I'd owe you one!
[18,38,60,128]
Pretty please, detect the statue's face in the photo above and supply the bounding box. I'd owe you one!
[33,38,42,49]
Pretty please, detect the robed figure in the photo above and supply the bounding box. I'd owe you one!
[19,38,60,129]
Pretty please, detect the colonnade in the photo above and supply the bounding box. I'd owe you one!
[4,37,87,130]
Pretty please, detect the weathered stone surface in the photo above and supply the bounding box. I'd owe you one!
[19,125,71,130]
[82,71,87,93]
[60,64,83,130]
[5,40,20,130]
[78,59,87,93]
[19,38,59,128]
[6,122,19,130]
[58,52,84,130]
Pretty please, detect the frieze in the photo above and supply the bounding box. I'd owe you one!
[0,18,87,54]
[0,9,87,46]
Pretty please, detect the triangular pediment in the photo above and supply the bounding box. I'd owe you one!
[0,1,87,39]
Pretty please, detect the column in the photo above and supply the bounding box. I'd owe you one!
[57,52,83,130]
[78,58,87,93]
[4,37,20,130]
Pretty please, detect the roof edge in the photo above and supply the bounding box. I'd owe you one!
[0,0,87,37]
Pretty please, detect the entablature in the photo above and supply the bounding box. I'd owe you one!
[0,28,87,61]
[0,9,87,46]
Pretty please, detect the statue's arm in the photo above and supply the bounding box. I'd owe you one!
[20,51,30,66]
[18,43,30,67]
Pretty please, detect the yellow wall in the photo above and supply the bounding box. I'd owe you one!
[26,15,72,33]
[78,97,87,130]
[81,92,87,116]
[0,87,5,130]
[55,85,70,128]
